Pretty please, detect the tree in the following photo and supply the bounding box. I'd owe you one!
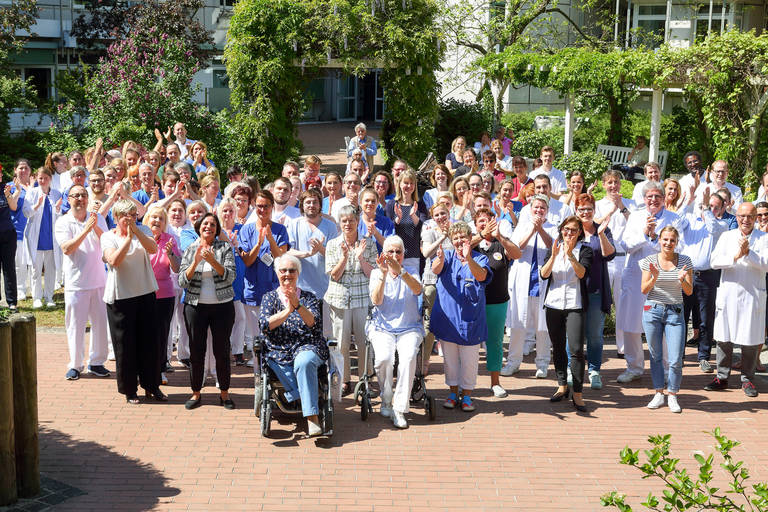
[442,0,608,127]
[0,0,39,129]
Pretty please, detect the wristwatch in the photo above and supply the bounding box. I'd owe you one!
[620,207,628,214]
[399,267,407,277]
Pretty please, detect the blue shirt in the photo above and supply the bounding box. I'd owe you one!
[357,213,395,253]
[286,216,339,298]
[231,223,246,302]
[9,187,26,240]
[37,198,53,250]
[60,186,72,214]
[430,250,493,346]
[132,188,165,205]
[238,222,290,306]
[179,229,199,252]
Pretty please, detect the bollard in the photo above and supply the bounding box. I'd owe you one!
[0,319,17,505]
[10,314,39,498]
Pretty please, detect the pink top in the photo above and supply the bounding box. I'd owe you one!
[149,232,180,299]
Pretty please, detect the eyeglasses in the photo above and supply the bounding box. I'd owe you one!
[736,214,756,220]
[385,249,403,255]
[277,268,298,274]
[69,193,88,199]
[577,207,594,213]
[645,194,663,200]
[345,181,361,186]
[562,227,579,234]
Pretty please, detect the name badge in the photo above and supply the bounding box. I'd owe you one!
[260,252,273,266]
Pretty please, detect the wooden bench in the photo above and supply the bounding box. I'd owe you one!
[597,144,668,175]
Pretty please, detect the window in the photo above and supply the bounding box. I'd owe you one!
[694,5,727,43]
[16,67,53,102]
[220,0,236,6]
[633,4,667,48]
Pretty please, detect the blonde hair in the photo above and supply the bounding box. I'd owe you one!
[394,169,420,202]
[142,205,168,229]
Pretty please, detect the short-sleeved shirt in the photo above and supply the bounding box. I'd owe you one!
[54,213,109,291]
[367,268,423,336]
[100,225,159,303]
[639,253,692,305]
[148,231,180,299]
[475,239,510,304]
[430,250,493,346]
[420,221,454,286]
[238,221,290,306]
[323,235,378,309]
[286,216,339,298]
[357,213,394,253]
[8,187,26,239]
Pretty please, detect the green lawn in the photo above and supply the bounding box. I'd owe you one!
[6,291,66,328]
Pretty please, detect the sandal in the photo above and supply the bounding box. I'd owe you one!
[443,392,458,409]
[461,395,475,412]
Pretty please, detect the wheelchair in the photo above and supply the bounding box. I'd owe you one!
[253,335,335,438]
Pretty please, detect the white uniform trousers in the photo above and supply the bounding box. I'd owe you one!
[168,290,190,362]
[244,304,261,354]
[31,249,55,302]
[507,299,551,370]
[15,243,29,296]
[370,330,421,413]
[442,341,480,391]
[607,256,625,355]
[230,300,247,355]
[64,287,108,371]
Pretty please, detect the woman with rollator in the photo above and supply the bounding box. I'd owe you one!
[367,235,423,429]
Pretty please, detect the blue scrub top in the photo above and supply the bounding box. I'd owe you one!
[231,223,246,302]
[10,187,27,240]
[238,221,290,306]
[357,213,395,253]
[430,249,493,346]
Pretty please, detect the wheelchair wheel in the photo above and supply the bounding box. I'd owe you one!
[260,401,272,437]
[360,392,371,421]
[426,395,437,421]
[253,381,263,417]
[323,400,334,436]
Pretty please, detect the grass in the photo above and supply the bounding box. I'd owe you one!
[4,291,66,328]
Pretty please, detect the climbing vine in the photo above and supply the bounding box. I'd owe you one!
[224,0,443,177]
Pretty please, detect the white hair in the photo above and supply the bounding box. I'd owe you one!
[382,235,404,252]
[274,253,302,276]
[355,122,367,132]
[642,180,664,197]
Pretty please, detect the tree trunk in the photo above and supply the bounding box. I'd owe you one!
[607,96,623,146]
[489,78,510,129]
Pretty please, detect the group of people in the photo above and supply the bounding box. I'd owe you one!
[0,121,765,437]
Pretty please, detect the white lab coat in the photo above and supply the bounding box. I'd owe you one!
[710,228,768,346]
[617,208,685,333]
[22,187,63,272]
[517,198,573,229]
[506,222,558,330]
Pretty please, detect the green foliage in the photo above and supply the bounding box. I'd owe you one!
[511,127,564,159]
[601,428,768,511]
[435,99,492,162]
[573,115,610,153]
[225,0,442,178]
[501,109,564,134]
[0,130,44,181]
[555,151,610,185]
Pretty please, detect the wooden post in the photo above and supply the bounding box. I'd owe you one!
[10,314,39,498]
[0,320,16,505]
[649,88,662,167]
[564,94,575,155]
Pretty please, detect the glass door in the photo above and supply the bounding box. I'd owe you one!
[336,74,357,121]
[374,70,385,122]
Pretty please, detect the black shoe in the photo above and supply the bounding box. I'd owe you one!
[145,388,168,402]
[686,336,700,347]
[126,394,140,404]
[234,354,245,366]
[742,382,759,398]
[180,359,191,369]
[572,396,587,412]
[704,377,728,391]
[220,396,236,409]
[88,365,111,377]
[185,396,202,409]
[550,388,570,402]
[163,362,175,373]
[617,353,625,359]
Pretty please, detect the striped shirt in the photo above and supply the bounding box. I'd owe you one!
[639,253,692,305]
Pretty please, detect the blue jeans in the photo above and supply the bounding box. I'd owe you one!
[267,349,324,417]
[585,293,605,372]
[641,301,685,393]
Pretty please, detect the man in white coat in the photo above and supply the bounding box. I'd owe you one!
[706,202,768,397]
[54,185,110,380]
[616,181,686,383]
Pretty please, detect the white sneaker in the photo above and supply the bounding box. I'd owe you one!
[590,372,603,390]
[307,419,322,437]
[667,394,681,413]
[32,299,42,309]
[492,384,508,398]
[647,392,665,409]
[535,368,548,379]
[46,301,56,308]
[246,358,255,368]
[380,392,393,417]
[17,292,26,301]
[616,370,642,383]
[500,362,519,377]
[392,411,407,429]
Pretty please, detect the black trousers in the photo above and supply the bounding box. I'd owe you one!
[682,289,700,340]
[106,292,159,397]
[545,307,586,393]
[155,296,176,373]
[0,230,17,306]
[694,269,720,361]
[183,301,235,392]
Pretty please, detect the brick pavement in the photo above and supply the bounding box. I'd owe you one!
[25,329,768,511]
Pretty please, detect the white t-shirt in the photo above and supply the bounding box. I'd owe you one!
[100,225,159,304]
[529,167,567,193]
[54,213,109,291]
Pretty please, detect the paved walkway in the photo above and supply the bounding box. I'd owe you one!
[298,122,383,173]
[20,330,768,511]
